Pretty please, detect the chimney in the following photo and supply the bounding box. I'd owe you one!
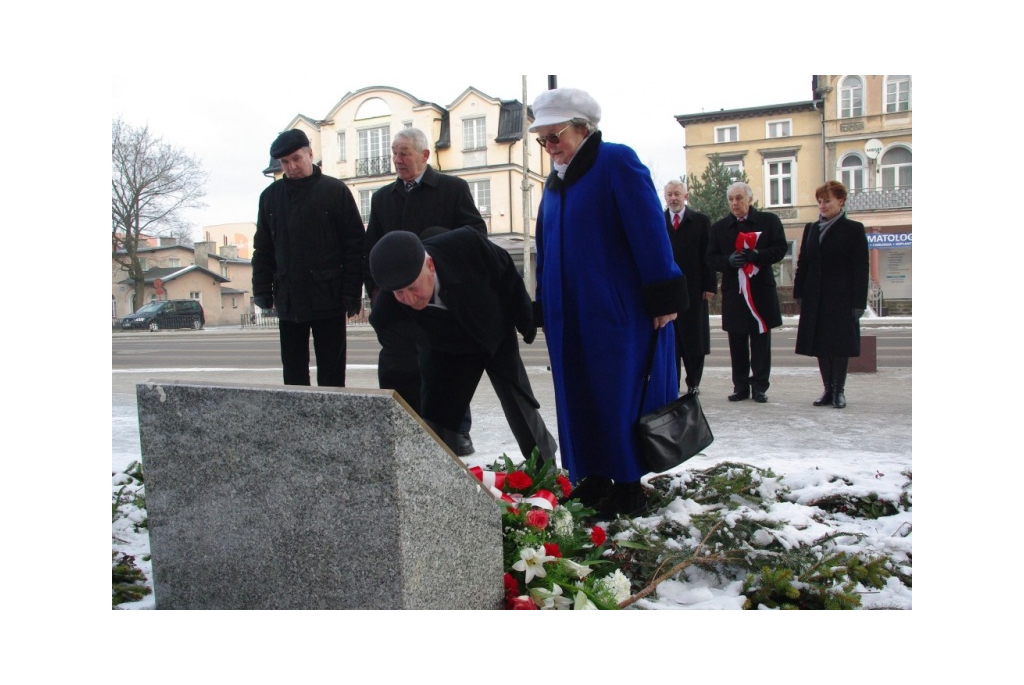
[220,245,239,260]
[193,240,215,270]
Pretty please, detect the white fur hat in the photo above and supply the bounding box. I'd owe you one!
[529,88,601,131]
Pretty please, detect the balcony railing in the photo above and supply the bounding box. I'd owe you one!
[846,187,912,212]
[356,156,392,177]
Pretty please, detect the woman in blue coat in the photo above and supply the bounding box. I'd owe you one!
[530,88,688,518]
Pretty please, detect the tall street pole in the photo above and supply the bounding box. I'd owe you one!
[521,76,532,292]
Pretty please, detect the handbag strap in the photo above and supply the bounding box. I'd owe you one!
[636,329,662,423]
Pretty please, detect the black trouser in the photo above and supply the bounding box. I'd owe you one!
[278,314,347,387]
[678,346,706,391]
[727,330,771,393]
[419,344,556,463]
[378,334,471,432]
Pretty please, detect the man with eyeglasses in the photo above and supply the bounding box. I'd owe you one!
[364,127,486,455]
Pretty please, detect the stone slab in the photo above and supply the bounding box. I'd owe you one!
[136,381,504,609]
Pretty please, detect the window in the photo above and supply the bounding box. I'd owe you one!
[359,189,374,224]
[766,119,791,138]
[723,161,744,177]
[168,258,180,268]
[139,258,147,271]
[337,132,346,162]
[885,75,911,113]
[880,147,912,189]
[468,180,491,216]
[840,76,863,118]
[463,117,486,151]
[839,154,867,191]
[231,297,238,309]
[189,292,201,301]
[715,125,738,143]
[777,240,796,286]
[354,97,390,120]
[765,159,794,206]
[357,126,391,176]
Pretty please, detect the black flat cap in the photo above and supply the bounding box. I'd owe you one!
[370,231,426,291]
[270,129,310,159]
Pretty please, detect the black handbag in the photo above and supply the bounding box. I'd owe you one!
[635,330,714,473]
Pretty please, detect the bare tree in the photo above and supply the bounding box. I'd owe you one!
[112,117,207,308]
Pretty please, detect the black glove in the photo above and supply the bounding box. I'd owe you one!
[344,296,363,318]
[253,295,274,310]
[727,252,747,269]
[852,309,864,319]
[521,324,537,345]
[742,248,758,264]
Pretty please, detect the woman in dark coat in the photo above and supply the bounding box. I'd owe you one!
[793,181,869,409]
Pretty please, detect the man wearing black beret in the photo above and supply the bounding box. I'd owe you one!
[369,228,557,463]
[252,128,366,387]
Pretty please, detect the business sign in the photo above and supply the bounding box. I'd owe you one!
[867,232,912,249]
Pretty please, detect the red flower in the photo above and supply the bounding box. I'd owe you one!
[507,471,533,491]
[556,474,572,498]
[590,526,607,546]
[504,573,519,599]
[526,509,550,530]
[509,596,537,610]
[544,542,562,558]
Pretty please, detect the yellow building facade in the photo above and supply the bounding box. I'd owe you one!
[815,75,912,314]
[676,101,824,288]
[675,76,912,314]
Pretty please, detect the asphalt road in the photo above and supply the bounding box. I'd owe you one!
[112,322,912,371]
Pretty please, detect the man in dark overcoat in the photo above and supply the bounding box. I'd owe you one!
[363,127,486,456]
[368,228,557,463]
[252,129,365,387]
[664,180,716,395]
[707,181,787,403]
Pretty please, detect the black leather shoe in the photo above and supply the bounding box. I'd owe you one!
[813,388,833,406]
[728,391,749,401]
[752,390,768,403]
[832,391,846,409]
[456,432,475,456]
[569,475,614,511]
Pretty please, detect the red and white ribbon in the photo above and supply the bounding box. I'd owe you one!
[735,231,768,333]
[522,489,558,511]
[468,467,558,510]
[469,466,506,491]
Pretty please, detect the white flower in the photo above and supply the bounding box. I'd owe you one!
[599,569,633,603]
[511,546,556,584]
[561,558,593,579]
[551,507,574,537]
[530,584,573,610]
[573,589,599,610]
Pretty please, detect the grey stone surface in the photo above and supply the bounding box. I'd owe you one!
[136,381,504,609]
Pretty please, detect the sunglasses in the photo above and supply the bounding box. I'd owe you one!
[535,123,572,147]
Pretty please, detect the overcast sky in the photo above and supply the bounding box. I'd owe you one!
[112,70,812,235]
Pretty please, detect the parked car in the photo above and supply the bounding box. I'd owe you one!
[120,300,205,331]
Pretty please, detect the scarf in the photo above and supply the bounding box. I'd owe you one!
[735,230,768,333]
[817,210,845,242]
